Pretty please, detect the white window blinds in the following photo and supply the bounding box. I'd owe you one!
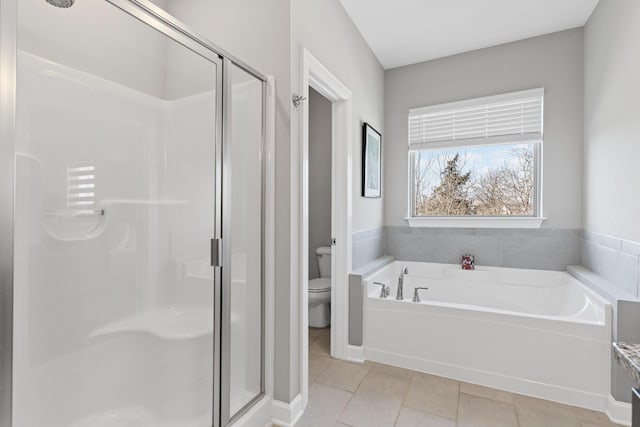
[408,88,543,151]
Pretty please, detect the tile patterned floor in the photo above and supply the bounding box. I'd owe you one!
[296,327,624,427]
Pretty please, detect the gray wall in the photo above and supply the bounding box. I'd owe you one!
[584,0,640,244]
[291,0,385,400]
[583,0,640,401]
[292,0,385,234]
[384,28,584,230]
[308,89,332,279]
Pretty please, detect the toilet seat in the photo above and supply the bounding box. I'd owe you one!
[308,278,331,293]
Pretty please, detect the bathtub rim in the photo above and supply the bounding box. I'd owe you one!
[363,260,612,326]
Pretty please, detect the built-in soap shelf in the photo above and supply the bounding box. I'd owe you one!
[90,307,214,340]
[98,198,189,207]
[43,209,105,218]
[42,199,189,242]
[43,199,189,219]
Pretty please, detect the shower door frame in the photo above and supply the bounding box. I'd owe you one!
[0,1,271,426]
[0,0,17,425]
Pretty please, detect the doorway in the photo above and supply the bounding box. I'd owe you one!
[296,48,353,410]
[307,88,333,377]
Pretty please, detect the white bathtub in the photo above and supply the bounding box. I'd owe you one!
[363,261,613,413]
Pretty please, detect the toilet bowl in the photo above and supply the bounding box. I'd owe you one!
[308,246,332,328]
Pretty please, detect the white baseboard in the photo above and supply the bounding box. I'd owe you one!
[346,345,365,363]
[271,394,304,426]
[606,394,632,426]
[366,347,616,415]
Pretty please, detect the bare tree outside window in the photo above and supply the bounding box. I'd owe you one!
[413,144,536,217]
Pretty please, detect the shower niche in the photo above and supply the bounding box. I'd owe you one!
[10,1,266,426]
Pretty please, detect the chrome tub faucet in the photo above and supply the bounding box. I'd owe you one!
[396,266,408,300]
[373,282,389,298]
[412,287,429,303]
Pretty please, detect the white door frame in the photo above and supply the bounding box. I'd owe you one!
[293,48,353,409]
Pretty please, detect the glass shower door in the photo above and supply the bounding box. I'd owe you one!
[13,1,221,426]
[221,62,265,423]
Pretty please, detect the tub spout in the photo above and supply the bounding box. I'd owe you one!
[396,266,408,300]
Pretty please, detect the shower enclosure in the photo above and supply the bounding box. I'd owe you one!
[0,0,268,426]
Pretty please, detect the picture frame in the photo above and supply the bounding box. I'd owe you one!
[362,123,382,198]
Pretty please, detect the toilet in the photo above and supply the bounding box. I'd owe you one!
[308,246,332,328]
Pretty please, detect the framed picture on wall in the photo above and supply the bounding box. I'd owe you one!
[362,123,382,198]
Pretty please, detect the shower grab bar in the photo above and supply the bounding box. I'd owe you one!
[44,209,105,218]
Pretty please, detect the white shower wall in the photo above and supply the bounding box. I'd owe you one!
[13,48,221,426]
[13,41,265,424]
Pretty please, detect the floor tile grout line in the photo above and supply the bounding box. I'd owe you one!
[308,327,329,346]
[309,358,355,426]
[334,374,359,425]
[458,392,521,427]
[334,360,395,426]
[393,370,416,427]
[309,326,361,426]
[455,380,461,423]
[307,381,354,426]
[511,393,521,427]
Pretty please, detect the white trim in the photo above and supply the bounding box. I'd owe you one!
[406,216,546,228]
[365,347,622,418]
[294,48,353,410]
[346,345,365,363]
[271,394,304,427]
[264,76,276,399]
[606,394,632,426]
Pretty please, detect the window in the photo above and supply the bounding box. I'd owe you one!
[408,88,544,227]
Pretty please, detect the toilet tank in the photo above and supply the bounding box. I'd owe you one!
[316,246,332,278]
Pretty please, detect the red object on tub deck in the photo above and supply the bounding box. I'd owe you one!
[461,254,475,270]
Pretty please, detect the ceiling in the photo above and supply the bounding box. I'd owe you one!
[338,0,599,69]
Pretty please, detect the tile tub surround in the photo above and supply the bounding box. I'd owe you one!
[578,231,640,404]
[299,327,623,427]
[582,231,640,298]
[613,342,640,386]
[352,227,384,270]
[384,226,581,271]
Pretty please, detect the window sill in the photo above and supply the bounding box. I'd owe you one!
[405,216,546,229]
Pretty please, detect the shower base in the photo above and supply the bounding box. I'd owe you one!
[68,406,210,427]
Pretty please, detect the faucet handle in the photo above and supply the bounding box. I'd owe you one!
[402,265,409,275]
[412,287,429,303]
[372,282,389,298]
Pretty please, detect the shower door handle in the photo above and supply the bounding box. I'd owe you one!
[211,238,222,267]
